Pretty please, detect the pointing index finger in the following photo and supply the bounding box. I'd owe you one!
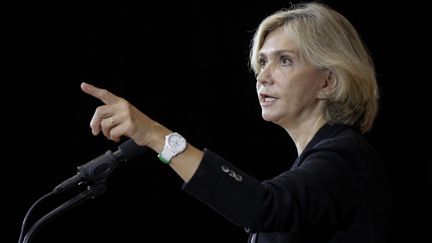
[81,82,120,104]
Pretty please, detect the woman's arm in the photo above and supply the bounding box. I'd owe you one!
[81,82,203,182]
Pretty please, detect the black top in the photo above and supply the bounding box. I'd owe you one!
[183,123,392,243]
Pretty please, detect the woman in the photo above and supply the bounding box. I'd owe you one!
[81,2,391,243]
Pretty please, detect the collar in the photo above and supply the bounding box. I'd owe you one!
[302,123,348,152]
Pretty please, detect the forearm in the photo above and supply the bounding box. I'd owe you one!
[147,123,203,183]
[80,82,203,182]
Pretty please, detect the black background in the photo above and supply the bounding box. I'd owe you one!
[6,0,430,243]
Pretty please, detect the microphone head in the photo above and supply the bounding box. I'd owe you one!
[117,139,148,161]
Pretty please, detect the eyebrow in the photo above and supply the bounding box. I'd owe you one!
[259,50,297,58]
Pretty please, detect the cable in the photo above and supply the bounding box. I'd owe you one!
[21,182,106,243]
[17,191,55,243]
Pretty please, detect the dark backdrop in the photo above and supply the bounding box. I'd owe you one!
[6,0,430,243]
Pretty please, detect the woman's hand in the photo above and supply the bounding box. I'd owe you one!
[80,82,158,146]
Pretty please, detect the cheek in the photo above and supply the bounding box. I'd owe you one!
[288,73,322,99]
[256,82,263,96]
[278,81,295,98]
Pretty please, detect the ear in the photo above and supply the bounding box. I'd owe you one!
[317,69,337,99]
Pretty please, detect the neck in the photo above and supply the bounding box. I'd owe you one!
[284,116,326,155]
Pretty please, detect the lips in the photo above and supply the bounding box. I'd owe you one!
[259,92,279,106]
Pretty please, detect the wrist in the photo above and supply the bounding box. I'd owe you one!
[147,122,171,154]
[158,132,187,164]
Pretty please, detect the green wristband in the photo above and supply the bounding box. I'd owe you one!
[158,154,170,164]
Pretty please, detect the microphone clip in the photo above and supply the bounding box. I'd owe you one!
[77,150,119,184]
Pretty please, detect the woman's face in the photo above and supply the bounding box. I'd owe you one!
[256,27,326,127]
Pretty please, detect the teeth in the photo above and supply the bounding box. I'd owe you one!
[264,97,276,102]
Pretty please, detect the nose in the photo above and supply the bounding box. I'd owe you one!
[256,64,274,86]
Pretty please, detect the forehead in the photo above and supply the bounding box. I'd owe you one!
[259,27,299,56]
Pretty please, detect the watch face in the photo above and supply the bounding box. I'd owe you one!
[167,133,186,151]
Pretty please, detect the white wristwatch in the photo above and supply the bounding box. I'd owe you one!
[158,132,187,164]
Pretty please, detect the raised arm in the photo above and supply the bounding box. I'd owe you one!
[80,82,203,182]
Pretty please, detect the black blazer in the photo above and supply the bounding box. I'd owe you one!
[183,124,392,243]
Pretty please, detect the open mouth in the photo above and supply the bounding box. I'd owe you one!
[259,93,279,105]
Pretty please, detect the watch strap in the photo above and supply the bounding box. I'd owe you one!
[158,132,187,165]
[158,149,175,164]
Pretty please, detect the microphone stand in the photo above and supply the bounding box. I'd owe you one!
[18,139,147,243]
[21,181,107,243]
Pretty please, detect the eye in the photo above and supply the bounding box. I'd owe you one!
[258,58,267,69]
[281,56,292,65]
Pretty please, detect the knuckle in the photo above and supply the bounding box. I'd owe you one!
[95,106,104,115]
[118,99,129,109]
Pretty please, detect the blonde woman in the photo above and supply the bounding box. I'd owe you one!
[81,2,391,243]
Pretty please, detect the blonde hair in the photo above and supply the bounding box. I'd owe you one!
[250,3,378,133]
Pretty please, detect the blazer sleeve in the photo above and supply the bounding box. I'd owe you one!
[182,143,368,233]
[182,148,266,228]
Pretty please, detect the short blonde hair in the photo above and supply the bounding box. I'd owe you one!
[250,3,378,133]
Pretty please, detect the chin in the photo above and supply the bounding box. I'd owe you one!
[261,112,277,122]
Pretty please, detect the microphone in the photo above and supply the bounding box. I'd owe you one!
[54,139,147,194]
